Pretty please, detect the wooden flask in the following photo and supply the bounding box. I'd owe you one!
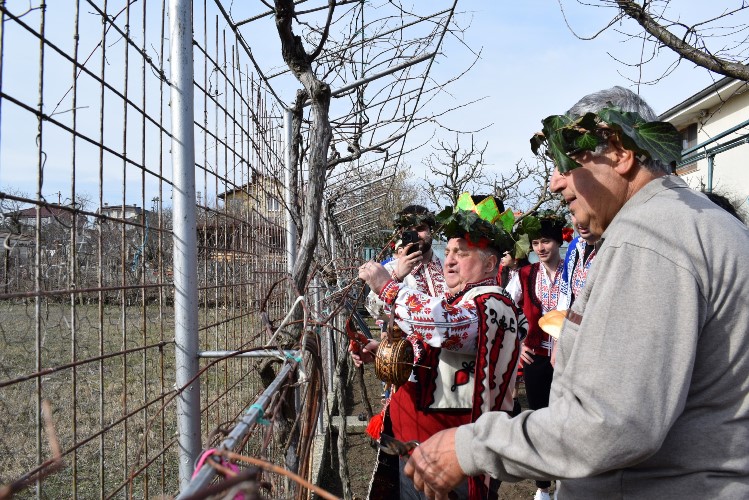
[374,324,414,387]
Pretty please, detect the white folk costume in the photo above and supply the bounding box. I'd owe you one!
[379,193,533,499]
[506,259,564,357]
[378,277,526,500]
[365,251,447,330]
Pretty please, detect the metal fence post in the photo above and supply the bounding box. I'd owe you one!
[284,108,297,274]
[168,0,202,489]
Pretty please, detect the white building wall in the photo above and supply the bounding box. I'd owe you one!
[662,81,749,213]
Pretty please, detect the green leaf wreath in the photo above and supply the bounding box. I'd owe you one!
[392,210,436,230]
[530,106,682,173]
[435,193,541,258]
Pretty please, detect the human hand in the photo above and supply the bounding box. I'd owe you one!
[349,339,379,367]
[519,343,535,366]
[358,260,391,294]
[393,246,422,280]
[404,428,466,499]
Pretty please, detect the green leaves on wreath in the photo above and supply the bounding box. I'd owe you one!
[530,106,682,173]
[436,207,515,253]
[597,108,682,167]
[516,214,541,241]
[512,215,540,259]
[498,209,516,234]
[513,234,531,260]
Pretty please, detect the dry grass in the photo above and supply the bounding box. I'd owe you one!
[0,300,280,499]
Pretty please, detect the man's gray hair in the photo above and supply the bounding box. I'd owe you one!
[477,246,501,274]
[566,86,671,175]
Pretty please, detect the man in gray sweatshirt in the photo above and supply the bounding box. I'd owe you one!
[404,86,749,499]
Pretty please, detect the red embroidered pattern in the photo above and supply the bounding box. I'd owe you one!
[535,260,564,312]
[571,245,596,298]
[412,254,448,297]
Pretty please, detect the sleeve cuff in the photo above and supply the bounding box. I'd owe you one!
[378,279,400,305]
[455,424,481,476]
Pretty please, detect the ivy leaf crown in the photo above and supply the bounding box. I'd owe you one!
[529,105,682,173]
[392,210,436,232]
[435,193,540,257]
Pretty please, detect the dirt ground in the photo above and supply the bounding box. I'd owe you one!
[332,363,555,500]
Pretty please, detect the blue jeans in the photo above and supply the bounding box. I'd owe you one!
[398,457,469,500]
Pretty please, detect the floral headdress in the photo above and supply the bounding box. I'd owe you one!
[529,106,682,173]
[436,193,540,258]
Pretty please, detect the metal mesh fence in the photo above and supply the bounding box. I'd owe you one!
[0,1,294,497]
[0,0,466,497]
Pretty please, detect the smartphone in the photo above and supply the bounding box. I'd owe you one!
[401,230,420,255]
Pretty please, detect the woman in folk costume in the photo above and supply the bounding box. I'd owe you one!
[354,193,531,499]
[505,210,568,500]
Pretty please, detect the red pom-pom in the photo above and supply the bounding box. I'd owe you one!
[365,413,384,440]
[562,227,574,243]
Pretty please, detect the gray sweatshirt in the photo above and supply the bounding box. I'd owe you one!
[455,176,749,499]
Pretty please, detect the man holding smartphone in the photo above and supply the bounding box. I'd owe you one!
[356,195,526,499]
[365,205,447,324]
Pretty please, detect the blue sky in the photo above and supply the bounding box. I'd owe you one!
[0,1,727,206]
[426,0,719,180]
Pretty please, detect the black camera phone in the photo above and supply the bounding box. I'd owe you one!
[401,230,420,255]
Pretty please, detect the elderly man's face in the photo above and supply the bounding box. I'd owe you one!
[443,238,496,291]
[549,149,628,238]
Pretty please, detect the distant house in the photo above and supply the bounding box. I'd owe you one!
[217,171,285,221]
[200,172,287,263]
[659,77,749,206]
[13,204,80,229]
[96,203,145,222]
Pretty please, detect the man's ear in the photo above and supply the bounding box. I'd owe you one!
[608,134,637,175]
[485,253,499,274]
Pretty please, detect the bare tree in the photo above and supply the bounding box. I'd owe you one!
[421,134,490,208]
[274,0,334,297]
[560,1,749,83]
[417,135,562,216]
[492,158,563,215]
[0,188,28,235]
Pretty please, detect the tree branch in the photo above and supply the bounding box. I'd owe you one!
[616,0,749,81]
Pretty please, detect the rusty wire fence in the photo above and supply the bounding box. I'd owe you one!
[0,0,468,497]
[0,1,317,498]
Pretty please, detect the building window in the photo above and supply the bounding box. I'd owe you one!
[677,123,699,175]
[682,123,698,150]
[267,195,280,212]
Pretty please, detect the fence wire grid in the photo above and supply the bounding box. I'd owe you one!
[0,0,470,498]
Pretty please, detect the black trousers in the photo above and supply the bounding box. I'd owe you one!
[523,353,554,489]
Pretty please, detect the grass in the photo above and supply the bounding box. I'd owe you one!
[0,299,285,499]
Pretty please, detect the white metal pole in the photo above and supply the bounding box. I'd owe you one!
[324,215,336,395]
[168,0,201,489]
[284,108,297,275]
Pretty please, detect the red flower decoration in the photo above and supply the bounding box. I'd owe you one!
[464,233,489,249]
[562,227,574,243]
